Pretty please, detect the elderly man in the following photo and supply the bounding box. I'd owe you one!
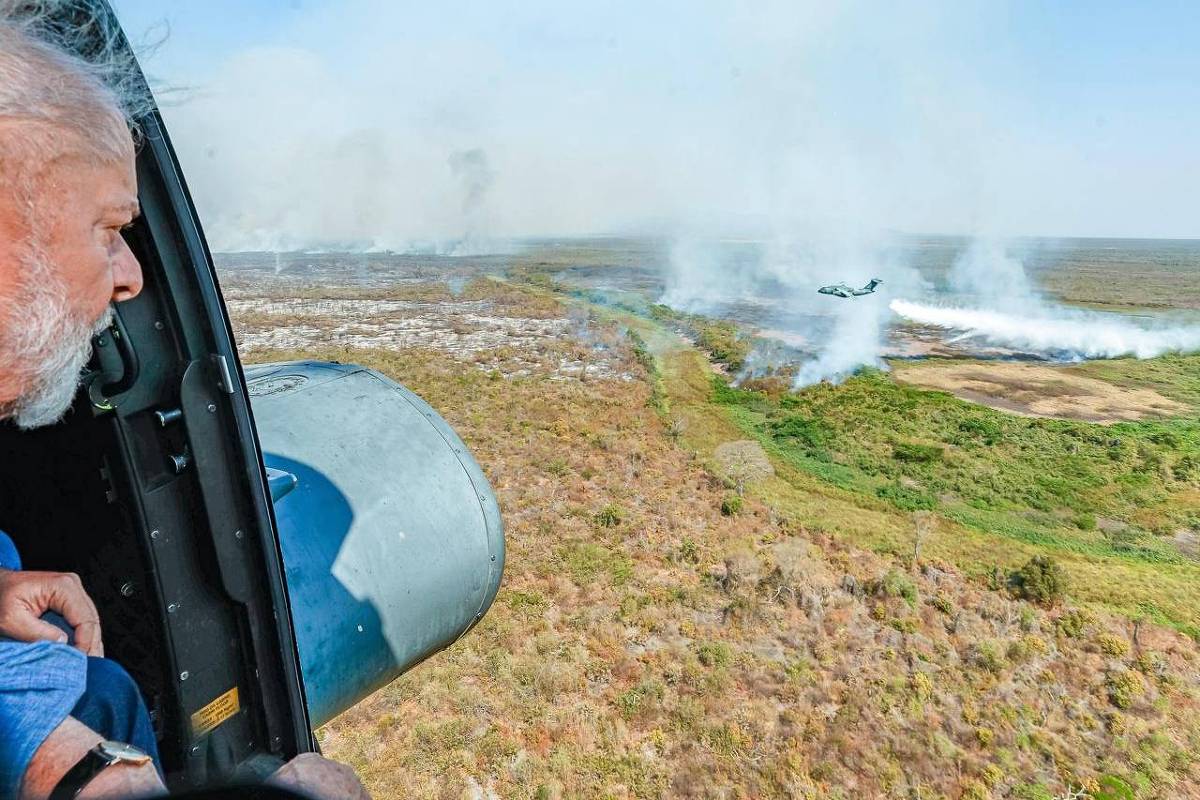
[0,10,368,800]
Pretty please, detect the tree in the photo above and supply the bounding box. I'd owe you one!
[1010,556,1067,606]
[912,510,937,569]
[714,440,774,495]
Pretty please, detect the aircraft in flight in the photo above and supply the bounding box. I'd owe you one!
[818,278,883,298]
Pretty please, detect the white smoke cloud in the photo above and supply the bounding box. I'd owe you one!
[791,297,892,386]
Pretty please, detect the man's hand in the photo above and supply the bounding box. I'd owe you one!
[0,569,103,657]
[268,753,371,800]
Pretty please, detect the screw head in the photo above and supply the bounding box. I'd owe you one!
[207,404,217,413]
[119,582,135,597]
[167,603,179,614]
[180,670,190,681]
[154,320,165,330]
[234,529,244,540]
[150,529,160,540]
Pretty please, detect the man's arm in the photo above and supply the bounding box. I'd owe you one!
[19,717,164,800]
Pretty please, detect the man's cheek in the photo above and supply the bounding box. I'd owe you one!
[58,242,113,321]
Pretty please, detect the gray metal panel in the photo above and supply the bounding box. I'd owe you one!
[245,361,504,725]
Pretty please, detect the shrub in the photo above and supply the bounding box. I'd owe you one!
[1107,669,1144,709]
[696,641,733,669]
[973,641,1007,674]
[695,322,750,370]
[910,671,933,701]
[931,591,954,614]
[892,441,945,463]
[1096,632,1131,658]
[1073,513,1097,531]
[1007,635,1049,663]
[958,416,1002,445]
[1010,556,1067,606]
[562,542,632,586]
[1173,454,1200,483]
[872,569,918,606]
[1018,605,1037,632]
[1011,784,1053,800]
[960,779,991,800]
[1134,651,1167,678]
[1056,607,1097,639]
[768,415,829,449]
[876,483,937,511]
[507,591,549,618]
[1093,775,1136,800]
[594,504,624,528]
[720,494,743,516]
[678,538,699,564]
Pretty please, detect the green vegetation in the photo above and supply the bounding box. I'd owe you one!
[719,493,743,516]
[648,304,752,371]
[593,503,625,528]
[628,330,669,418]
[1010,555,1067,606]
[708,365,1200,630]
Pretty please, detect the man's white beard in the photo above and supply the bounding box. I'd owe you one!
[2,245,114,430]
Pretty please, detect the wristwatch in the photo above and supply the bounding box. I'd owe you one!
[49,740,153,800]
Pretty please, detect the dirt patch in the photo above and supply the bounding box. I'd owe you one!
[893,360,1190,424]
[1175,529,1200,560]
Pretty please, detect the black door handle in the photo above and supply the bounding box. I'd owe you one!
[86,307,140,410]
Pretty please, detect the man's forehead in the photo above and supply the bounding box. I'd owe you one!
[57,155,139,210]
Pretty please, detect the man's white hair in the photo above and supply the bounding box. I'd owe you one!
[0,1,147,428]
[0,0,149,177]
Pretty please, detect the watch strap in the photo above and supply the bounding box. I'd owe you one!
[48,745,117,800]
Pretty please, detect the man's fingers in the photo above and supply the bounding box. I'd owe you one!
[48,574,104,657]
[0,614,70,645]
[72,620,103,657]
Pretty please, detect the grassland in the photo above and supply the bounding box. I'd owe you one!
[708,363,1200,634]
[226,272,1200,799]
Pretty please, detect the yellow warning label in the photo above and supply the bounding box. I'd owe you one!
[191,687,241,736]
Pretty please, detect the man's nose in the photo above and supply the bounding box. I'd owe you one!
[111,236,144,303]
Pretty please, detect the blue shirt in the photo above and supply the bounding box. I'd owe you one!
[0,534,88,800]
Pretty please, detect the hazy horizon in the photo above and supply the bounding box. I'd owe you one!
[113,1,1200,250]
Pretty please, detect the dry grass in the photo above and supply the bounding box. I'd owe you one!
[229,279,1200,799]
[893,361,1189,424]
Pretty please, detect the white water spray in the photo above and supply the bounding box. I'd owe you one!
[890,299,1200,360]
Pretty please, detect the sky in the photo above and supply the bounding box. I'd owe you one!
[109,0,1200,249]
